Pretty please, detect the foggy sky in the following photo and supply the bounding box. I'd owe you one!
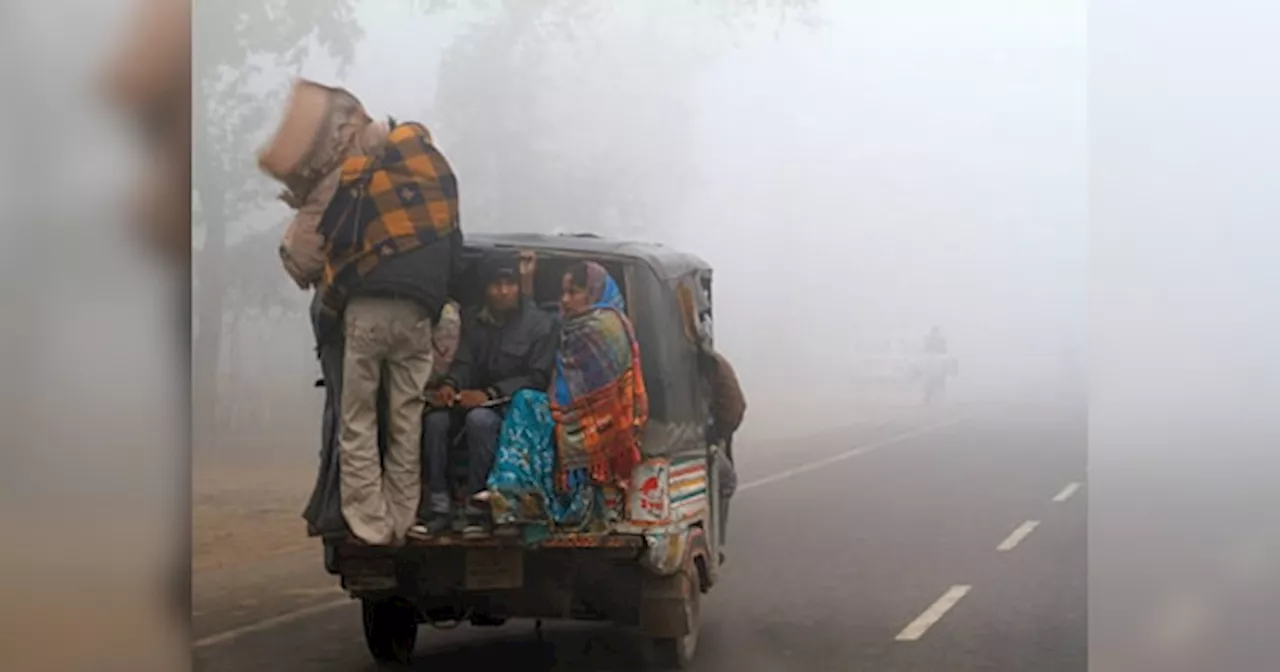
[212,0,1086,447]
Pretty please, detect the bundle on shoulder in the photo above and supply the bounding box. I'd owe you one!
[258,79,392,290]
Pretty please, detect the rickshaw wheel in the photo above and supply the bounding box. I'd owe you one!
[651,559,702,669]
[361,596,418,666]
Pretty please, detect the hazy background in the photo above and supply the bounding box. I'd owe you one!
[193,0,1086,463]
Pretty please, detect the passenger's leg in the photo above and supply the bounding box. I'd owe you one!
[717,438,738,547]
[303,339,346,537]
[382,301,434,543]
[416,409,456,535]
[338,298,394,545]
[464,407,504,497]
[462,407,503,538]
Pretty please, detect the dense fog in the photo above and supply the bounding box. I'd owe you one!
[192,0,1085,460]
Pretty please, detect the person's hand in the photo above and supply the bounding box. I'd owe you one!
[433,385,458,407]
[519,250,538,278]
[519,250,537,295]
[457,389,491,409]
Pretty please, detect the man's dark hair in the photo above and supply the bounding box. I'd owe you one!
[479,251,520,286]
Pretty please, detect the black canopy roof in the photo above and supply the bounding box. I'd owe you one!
[462,232,710,282]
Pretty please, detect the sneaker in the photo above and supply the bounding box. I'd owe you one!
[462,524,491,540]
[407,514,452,540]
[461,512,492,540]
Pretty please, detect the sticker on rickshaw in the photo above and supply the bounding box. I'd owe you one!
[629,458,671,524]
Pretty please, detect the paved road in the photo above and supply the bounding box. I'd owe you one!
[195,397,1085,671]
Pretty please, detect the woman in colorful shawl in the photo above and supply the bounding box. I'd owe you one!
[487,262,649,534]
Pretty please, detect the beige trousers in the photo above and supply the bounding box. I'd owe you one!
[339,297,435,544]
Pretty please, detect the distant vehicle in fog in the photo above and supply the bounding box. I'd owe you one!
[847,329,957,405]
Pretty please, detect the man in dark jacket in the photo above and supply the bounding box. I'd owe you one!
[413,253,558,540]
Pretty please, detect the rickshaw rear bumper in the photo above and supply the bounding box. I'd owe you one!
[332,525,709,593]
[331,528,711,628]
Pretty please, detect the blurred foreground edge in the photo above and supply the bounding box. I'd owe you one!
[53,0,194,671]
[102,0,193,272]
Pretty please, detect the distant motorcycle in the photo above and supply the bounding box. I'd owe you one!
[920,354,958,405]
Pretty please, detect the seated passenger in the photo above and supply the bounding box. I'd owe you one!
[411,253,558,540]
[487,262,648,533]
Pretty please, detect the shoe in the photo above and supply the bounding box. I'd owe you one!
[407,514,452,540]
[493,524,520,539]
[462,524,491,540]
[461,511,492,540]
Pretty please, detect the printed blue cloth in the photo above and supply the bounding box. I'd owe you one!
[487,389,602,529]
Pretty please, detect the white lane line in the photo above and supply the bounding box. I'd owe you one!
[739,414,971,493]
[194,597,354,649]
[1053,482,1082,503]
[895,585,972,641]
[996,520,1041,552]
[195,414,973,648]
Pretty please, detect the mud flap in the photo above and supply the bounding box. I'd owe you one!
[639,528,707,639]
[639,562,695,638]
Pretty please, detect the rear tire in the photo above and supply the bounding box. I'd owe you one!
[651,561,702,669]
[361,597,418,666]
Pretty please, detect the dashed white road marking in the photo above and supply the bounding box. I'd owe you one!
[895,585,972,641]
[195,598,354,649]
[1053,482,1082,503]
[997,520,1041,552]
[739,414,971,493]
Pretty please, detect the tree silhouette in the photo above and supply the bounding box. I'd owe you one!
[432,0,816,239]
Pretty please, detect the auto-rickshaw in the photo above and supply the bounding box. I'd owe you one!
[306,232,727,668]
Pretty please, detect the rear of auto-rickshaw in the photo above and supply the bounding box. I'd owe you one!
[326,232,727,668]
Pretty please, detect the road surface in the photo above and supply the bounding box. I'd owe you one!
[195,396,1085,671]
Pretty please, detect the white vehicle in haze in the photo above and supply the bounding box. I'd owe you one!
[847,332,956,402]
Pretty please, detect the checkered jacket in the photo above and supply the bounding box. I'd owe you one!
[316,121,460,323]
